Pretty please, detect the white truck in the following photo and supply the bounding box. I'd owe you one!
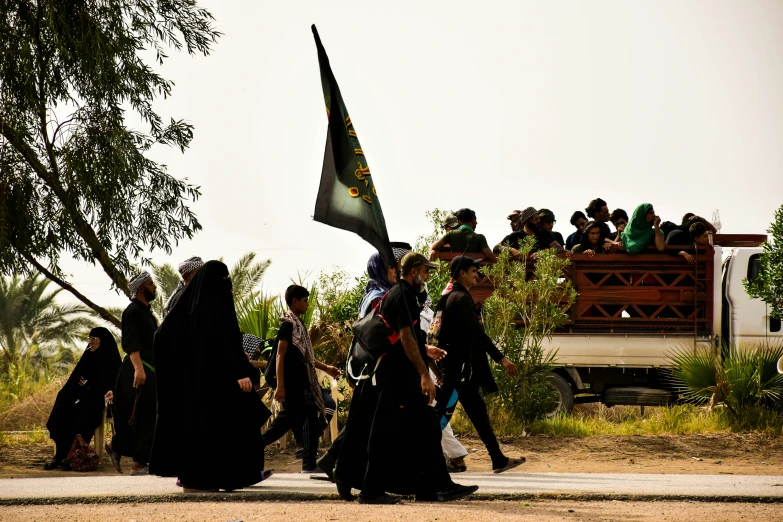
[440,235,781,411]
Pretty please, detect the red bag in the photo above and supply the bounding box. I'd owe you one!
[66,434,99,471]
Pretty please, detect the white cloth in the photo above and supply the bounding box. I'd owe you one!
[441,422,468,460]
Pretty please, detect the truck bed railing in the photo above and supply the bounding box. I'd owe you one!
[433,246,715,336]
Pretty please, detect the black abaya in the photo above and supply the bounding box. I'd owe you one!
[150,261,265,490]
[334,280,453,497]
[46,328,122,459]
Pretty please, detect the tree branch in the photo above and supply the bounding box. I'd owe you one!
[0,119,130,296]
[16,249,122,329]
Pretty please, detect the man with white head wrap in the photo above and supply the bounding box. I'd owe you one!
[105,271,159,476]
[162,257,204,317]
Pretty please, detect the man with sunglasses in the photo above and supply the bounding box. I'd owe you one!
[494,207,565,259]
[538,209,565,247]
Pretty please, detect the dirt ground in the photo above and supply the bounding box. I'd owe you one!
[0,500,781,521]
[2,432,782,478]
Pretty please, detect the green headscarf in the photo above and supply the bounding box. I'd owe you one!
[620,203,661,254]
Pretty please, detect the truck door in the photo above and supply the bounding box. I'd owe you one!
[725,248,783,344]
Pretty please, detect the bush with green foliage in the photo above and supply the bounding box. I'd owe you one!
[481,237,577,428]
[666,343,783,416]
[744,204,783,320]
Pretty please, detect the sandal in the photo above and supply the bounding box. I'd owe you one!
[492,456,525,474]
[446,460,467,473]
[105,442,123,474]
[130,465,149,476]
[259,470,274,482]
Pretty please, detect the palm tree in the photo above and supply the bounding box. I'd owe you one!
[149,262,182,318]
[226,252,271,306]
[0,273,97,400]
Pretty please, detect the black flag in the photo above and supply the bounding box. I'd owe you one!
[311,25,394,265]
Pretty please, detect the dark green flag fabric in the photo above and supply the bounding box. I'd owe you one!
[311,25,394,265]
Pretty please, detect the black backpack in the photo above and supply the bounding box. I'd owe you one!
[263,333,281,389]
[346,298,418,382]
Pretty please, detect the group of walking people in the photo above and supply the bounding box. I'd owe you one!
[44,238,525,502]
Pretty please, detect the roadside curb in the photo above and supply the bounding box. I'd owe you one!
[2,491,783,506]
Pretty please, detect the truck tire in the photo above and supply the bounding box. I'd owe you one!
[546,372,575,416]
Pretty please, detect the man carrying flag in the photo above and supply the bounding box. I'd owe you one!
[310,26,477,503]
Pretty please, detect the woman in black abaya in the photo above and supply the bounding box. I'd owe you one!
[150,260,266,492]
[45,327,122,470]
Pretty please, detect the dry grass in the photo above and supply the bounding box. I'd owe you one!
[0,377,66,432]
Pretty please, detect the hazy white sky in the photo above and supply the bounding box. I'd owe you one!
[58,0,783,308]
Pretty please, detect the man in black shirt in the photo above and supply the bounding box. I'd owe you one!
[565,211,588,251]
[436,256,525,473]
[336,253,478,504]
[666,222,712,263]
[538,209,565,247]
[261,286,340,473]
[106,271,158,475]
[494,207,564,258]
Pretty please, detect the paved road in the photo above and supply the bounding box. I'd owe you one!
[2,472,783,503]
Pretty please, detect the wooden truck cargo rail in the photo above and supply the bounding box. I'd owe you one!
[434,247,716,336]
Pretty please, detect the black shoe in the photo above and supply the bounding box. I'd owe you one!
[316,454,336,482]
[414,492,439,502]
[300,466,324,474]
[358,492,400,505]
[57,460,71,471]
[335,479,354,502]
[43,457,62,470]
[437,484,479,502]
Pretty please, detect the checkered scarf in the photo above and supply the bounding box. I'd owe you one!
[178,256,204,275]
[128,271,151,299]
[280,310,325,415]
[242,333,263,360]
[392,245,411,262]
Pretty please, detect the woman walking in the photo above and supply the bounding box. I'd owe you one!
[150,260,266,492]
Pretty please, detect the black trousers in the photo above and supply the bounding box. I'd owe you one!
[292,389,335,448]
[325,426,345,460]
[261,401,320,469]
[458,381,504,467]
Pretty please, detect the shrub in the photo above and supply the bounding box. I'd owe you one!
[481,239,577,428]
[666,342,783,416]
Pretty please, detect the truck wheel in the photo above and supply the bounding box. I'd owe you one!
[546,372,575,416]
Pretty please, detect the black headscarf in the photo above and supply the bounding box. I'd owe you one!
[66,327,122,395]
